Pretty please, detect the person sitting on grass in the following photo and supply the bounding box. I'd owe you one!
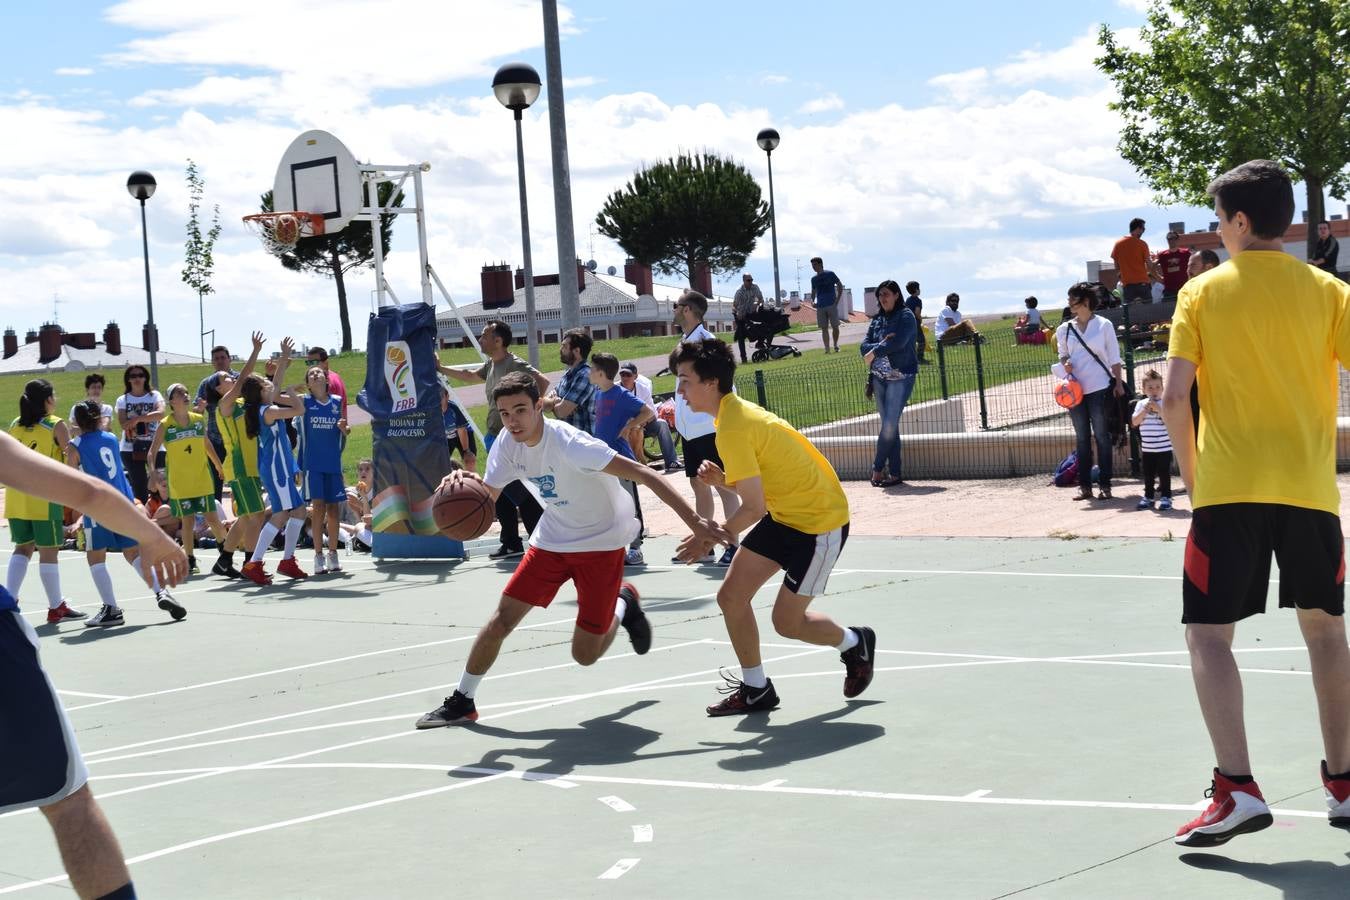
[934,293,982,345]
[1019,296,1042,337]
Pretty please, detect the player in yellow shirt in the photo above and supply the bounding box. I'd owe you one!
[1163,160,1350,845]
[6,379,83,623]
[147,384,229,574]
[671,338,875,716]
[206,332,269,578]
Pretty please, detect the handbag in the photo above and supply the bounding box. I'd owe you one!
[1066,321,1119,386]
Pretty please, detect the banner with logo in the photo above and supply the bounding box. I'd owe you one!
[357,302,457,554]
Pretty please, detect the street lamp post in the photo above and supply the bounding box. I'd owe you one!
[126,170,159,388]
[493,62,543,368]
[756,128,783,310]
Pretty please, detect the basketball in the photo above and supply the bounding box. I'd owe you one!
[432,477,493,541]
[274,214,299,245]
[1053,378,1084,409]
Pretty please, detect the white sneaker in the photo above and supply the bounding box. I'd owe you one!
[314,553,328,575]
[327,551,341,573]
[84,604,124,628]
[624,548,645,566]
[671,550,717,565]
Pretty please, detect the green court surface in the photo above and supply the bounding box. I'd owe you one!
[2,537,1348,898]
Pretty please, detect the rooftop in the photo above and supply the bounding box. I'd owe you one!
[0,341,201,377]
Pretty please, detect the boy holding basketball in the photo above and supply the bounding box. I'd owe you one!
[1163,160,1350,845]
[670,338,874,716]
[415,372,726,728]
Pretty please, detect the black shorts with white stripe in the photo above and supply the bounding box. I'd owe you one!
[740,514,849,597]
[0,610,90,814]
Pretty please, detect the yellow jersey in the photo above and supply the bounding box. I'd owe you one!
[714,392,850,534]
[217,399,258,481]
[7,414,63,520]
[161,411,214,499]
[1169,251,1350,513]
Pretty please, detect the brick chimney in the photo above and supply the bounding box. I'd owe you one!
[693,261,713,297]
[103,322,121,356]
[24,329,37,345]
[514,267,525,290]
[480,263,515,310]
[576,259,588,294]
[142,323,159,354]
[38,322,63,364]
[623,258,652,296]
[3,329,16,359]
[63,332,96,350]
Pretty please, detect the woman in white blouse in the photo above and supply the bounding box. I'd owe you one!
[1055,282,1126,500]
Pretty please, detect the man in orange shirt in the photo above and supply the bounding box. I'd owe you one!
[1112,217,1160,304]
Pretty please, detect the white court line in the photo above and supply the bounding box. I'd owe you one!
[599,796,636,813]
[631,825,653,843]
[55,689,128,700]
[831,567,1192,581]
[964,789,992,799]
[598,859,640,880]
[0,770,512,896]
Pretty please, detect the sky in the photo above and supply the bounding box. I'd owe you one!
[0,0,1339,357]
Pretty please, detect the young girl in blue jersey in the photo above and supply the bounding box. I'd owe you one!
[239,337,309,584]
[65,400,185,625]
[300,364,349,574]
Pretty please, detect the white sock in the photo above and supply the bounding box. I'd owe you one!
[6,554,28,598]
[131,556,161,592]
[741,665,767,689]
[457,671,483,699]
[251,524,280,563]
[39,563,63,609]
[282,518,303,560]
[836,627,860,653]
[613,595,628,626]
[89,563,118,609]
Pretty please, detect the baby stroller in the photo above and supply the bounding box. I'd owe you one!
[745,307,801,362]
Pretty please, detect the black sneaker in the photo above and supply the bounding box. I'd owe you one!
[488,544,525,561]
[618,582,651,655]
[156,589,187,621]
[188,556,200,574]
[716,545,738,567]
[841,626,876,698]
[706,671,779,717]
[84,604,124,628]
[211,556,241,579]
[415,691,479,729]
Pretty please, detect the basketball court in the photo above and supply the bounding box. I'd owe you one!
[2,535,1347,898]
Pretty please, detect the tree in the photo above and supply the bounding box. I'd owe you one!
[1097,0,1350,259]
[259,181,403,352]
[595,151,771,288]
[182,159,222,363]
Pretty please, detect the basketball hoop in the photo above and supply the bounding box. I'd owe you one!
[241,211,325,255]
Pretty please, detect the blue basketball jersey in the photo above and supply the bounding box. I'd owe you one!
[257,409,300,488]
[72,430,134,502]
[299,395,344,475]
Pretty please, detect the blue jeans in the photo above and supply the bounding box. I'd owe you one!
[1068,387,1113,489]
[872,375,915,477]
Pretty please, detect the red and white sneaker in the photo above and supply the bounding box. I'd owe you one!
[276,557,309,580]
[1175,769,1273,846]
[240,561,273,586]
[47,601,87,624]
[1322,760,1350,830]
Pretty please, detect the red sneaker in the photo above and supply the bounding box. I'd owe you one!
[1175,769,1272,846]
[46,601,88,624]
[276,558,309,580]
[1322,760,1350,829]
[240,561,273,586]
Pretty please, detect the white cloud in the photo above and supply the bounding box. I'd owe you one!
[760,74,790,86]
[562,75,604,89]
[54,67,94,76]
[1117,0,1151,11]
[797,93,844,115]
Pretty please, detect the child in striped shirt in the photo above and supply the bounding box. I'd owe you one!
[1131,369,1174,510]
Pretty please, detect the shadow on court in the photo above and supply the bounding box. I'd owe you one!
[1179,852,1350,899]
[698,700,885,771]
[449,700,716,777]
[58,620,179,643]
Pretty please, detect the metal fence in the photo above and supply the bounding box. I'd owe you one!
[735,322,1350,481]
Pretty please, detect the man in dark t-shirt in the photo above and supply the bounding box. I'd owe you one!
[809,256,845,352]
[903,280,925,356]
[1313,222,1341,277]
[1156,231,1192,300]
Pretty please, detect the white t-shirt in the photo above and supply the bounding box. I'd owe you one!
[674,323,718,439]
[1025,308,1041,328]
[70,401,114,432]
[484,419,638,553]
[935,306,962,337]
[1055,316,1122,395]
[631,374,657,415]
[1133,398,1173,453]
[114,390,164,451]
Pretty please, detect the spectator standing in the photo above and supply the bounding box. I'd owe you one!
[1188,248,1221,279]
[860,280,918,488]
[306,346,348,420]
[1157,231,1192,300]
[1312,221,1340,277]
[732,273,764,363]
[439,321,550,560]
[439,383,477,472]
[195,344,238,501]
[69,373,114,438]
[935,293,980,345]
[904,281,926,357]
[1163,159,1350,845]
[543,328,596,434]
[589,353,652,566]
[1055,281,1126,500]
[1131,370,1173,510]
[115,365,165,503]
[1112,218,1160,304]
[809,257,845,353]
[618,362,679,472]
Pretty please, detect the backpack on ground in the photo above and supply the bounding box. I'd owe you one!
[1053,451,1078,487]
